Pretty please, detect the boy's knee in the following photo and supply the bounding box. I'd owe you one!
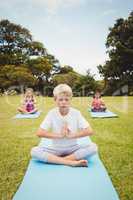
[86,142,98,155]
[30,146,48,162]
[31,146,41,158]
[91,143,98,154]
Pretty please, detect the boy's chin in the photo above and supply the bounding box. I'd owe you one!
[60,106,69,109]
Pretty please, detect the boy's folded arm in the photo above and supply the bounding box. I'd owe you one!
[36,128,62,139]
[72,127,94,139]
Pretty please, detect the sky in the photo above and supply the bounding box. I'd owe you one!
[0,0,132,79]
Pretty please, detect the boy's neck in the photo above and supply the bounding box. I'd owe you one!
[59,107,70,116]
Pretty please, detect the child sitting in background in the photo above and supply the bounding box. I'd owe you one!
[31,84,98,167]
[18,88,38,114]
[91,91,106,112]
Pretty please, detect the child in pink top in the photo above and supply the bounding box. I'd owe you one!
[91,91,106,112]
[18,88,38,114]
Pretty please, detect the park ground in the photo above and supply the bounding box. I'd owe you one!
[0,96,133,200]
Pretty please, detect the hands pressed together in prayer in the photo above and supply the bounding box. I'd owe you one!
[60,122,75,139]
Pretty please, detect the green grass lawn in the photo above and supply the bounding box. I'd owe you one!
[0,96,133,200]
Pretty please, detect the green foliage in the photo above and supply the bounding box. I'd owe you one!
[73,70,99,96]
[58,65,74,74]
[0,19,47,65]
[27,57,52,79]
[53,68,98,96]
[97,11,133,95]
[0,65,35,89]
[53,71,79,86]
[0,19,61,92]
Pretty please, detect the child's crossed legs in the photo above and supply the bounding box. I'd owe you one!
[31,143,98,167]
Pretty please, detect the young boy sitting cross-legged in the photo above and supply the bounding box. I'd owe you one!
[31,84,98,167]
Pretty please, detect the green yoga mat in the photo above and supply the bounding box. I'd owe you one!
[13,137,120,200]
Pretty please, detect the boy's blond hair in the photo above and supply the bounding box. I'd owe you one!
[53,84,73,98]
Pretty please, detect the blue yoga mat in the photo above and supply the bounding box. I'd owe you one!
[89,109,118,118]
[13,111,41,119]
[13,137,119,200]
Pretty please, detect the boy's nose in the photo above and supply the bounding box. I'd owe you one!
[62,100,67,103]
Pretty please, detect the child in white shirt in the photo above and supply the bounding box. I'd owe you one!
[31,84,97,167]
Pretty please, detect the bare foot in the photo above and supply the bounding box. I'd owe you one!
[71,160,88,167]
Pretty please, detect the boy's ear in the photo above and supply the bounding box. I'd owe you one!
[54,96,56,101]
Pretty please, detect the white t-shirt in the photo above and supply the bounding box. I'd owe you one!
[40,107,90,148]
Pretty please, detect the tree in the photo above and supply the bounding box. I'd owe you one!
[53,71,80,87]
[0,19,47,65]
[27,55,61,95]
[97,11,133,95]
[0,19,61,94]
[73,70,98,96]
[0,65,35,90]
[58,65,74,74]
[52,68,98,96]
